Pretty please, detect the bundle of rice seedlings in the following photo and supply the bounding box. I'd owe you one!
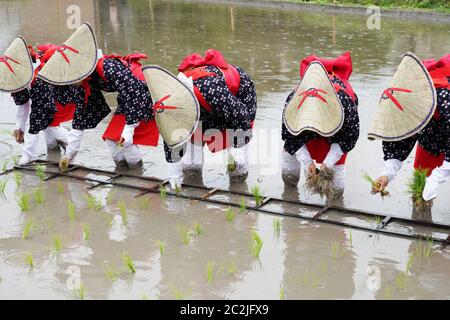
[363,172,389,197]
[305,166,339,199]
[122,252,136,273]
[407,168,432,212]
[227,155,237,173]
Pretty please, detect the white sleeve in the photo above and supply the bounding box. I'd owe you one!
[323,143,344,168]
[423,161,450,201]
[295,144,313,167]
[15,101,31,132]
[379,159,403,183]
[121,123,139,146]
[66,129,84,158]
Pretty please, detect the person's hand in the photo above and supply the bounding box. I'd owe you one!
[59,155,72,172]
[372,175,389,194]
[307,162,317,178]
[13,129,24,144]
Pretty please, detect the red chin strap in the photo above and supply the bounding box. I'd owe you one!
[382,87,412,111]
[0,55,20,74]
[296,88,328,110]
[153,95,179,116]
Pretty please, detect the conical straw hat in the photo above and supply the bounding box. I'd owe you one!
[142,65,200,148]
[0,36,33,93]
[368,53,436,141]
[38,23,98,85]
[283,61,344,137]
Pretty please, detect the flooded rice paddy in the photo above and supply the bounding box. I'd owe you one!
[0,0,449,299]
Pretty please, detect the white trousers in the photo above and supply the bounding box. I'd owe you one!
[105,139,142,166]
[44,126,69,150]
[182,141,204,172]
[281,151,345,189]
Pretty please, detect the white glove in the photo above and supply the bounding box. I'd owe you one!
[120,123,138,147]
[229,145,248,174]
[295,144,313,175]
[323,143,344,169]
[65,129,84,158]
[380,159,403,183]
[167,161,183,190]
[177,72,194,92]
[15,101,31,132]
[423,161,450,201]
[19,133,40,165]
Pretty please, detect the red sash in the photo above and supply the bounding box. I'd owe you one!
[306,138,347,165]
[49,102,76,127]
[414,145,444,176]
[102,114,159,146]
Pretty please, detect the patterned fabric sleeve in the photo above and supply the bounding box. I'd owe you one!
[382,136,417,161]
[103,58,153,125]
[197,65,256,131]
[11,89,30,105]
[437,88,450,161]
[28,79,57,134]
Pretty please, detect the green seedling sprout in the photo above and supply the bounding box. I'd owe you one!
[170,286,189,300]
[74,283,85,300]
[141,293,150,300]
[13,171,23,186]
[413,238,435,259]
[396,272,407,291]
[83,224,90,241]
[22,217,36,239]
[0,177,8,194]
[84,193,102,211]
[104,264,119,282]
[53,234,63,252]
[25,253,34,269]
[273,218,281,235]
[225,207,235,222]
[227,260,237,276]
[363,172,389,197]
[349,230,353,248]
[159,185,167,199]
[239,196,246,213]
[56,181,65,194]
[118,200,128,225]
[407,168,432,211]
[384,285,393,300]
[279,285,286,300]
[33,187,44,204]
[17,193,30,211]
[193,223,203,235]
[11,153,19,166]
[35,164,46,180]
[227,155,237,173]
[154,240,165,255]
[330,240,346,259]
[251,230,263,258]
[206,261,216,284]
[174,185,182,193]
[2,160,8,172]
[67,200,76,221]
[122,252,136,273]
[177,226,192,245]
[251,185,264,206]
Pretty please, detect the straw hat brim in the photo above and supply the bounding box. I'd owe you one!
[283,61,344,137]
[37,23,98,85]
[0,36,33,93]
[142,65,200,149]
[368,53,436,142]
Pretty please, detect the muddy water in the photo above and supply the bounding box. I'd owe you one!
[0,0,450,299]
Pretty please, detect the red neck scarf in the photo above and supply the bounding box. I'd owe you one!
[178,49,229,72]
[424,54,450,89]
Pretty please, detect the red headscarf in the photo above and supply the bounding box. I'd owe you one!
[423,54,450,89]
[178,49,229,72]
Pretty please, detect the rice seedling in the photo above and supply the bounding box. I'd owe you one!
[118,200,128,225]
[0,177,8,194]
[251,185,264,206]
[363,172,389,197]
[305,166,338,199]
[25,253,34,269]
[193,223,203,235]
[227,155,237,173]
[74,283,85,300]
[396,271,407,291]
[302,268,324,289]
[67,200,76,221]
[206,261,216,284]
[141,293,150,300]
[407,168,432,212]
[174,185,182,193]
[84,193,102,211]
[330,240,346,259]
[384,285,393,300]
[17,193,30,211]
[53,234,63,252]
[239,196,246,213]
[279,285,286,300]
[348,230,353,248]
[104,264,119,282]
[375,215,382,226]
[413,238,435,259]
[11,153,19,166]
[170,286,189,300]
[177,226,192,245]
[106,190,115,205]
[13,171,22,186]
[33,187,44,204]
[225,207,235,222]
[22,217,36,239]
[159,185,167,199]
[35,164,46,180]
[406,254,414,275]
[56,181,65,194]
[122,252,136,273]
[251,230,263,258]
[1,160,8,172]
[227,260,237,276]
[83,224,90,241]
[154,240,165,255]
[273,218,281,235]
